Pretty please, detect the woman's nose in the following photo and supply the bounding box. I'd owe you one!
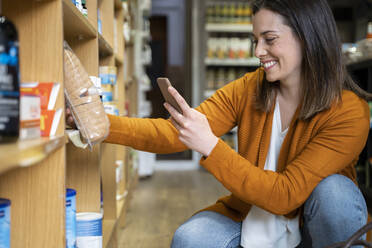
[254,41,268,58]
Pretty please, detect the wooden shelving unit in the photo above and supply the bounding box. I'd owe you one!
[0,0,138,247]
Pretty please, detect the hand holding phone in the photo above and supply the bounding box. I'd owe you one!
[158,77,219,156]
[157,77,183,114]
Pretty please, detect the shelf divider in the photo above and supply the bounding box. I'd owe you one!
[63,0,97,40]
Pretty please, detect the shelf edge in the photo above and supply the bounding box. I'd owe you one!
[0,135,66,175]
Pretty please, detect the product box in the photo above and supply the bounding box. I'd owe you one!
[89,76,102,95]
[99,66,117,85]
[101,84,113,103]
[20,82,60,110]
[21,82,62,137]
[20,93,40,140]
[103,102,119,116]
[40,109,63,137]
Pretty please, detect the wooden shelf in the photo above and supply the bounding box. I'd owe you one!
[0,135,65,175]
[63,0,97,40]
[116,197,126,218]
[103,219,117,248]
[1,0,135,246]
[99,33,114,57]
[205,23,253,33]
[115,54,124,65]
[205,57,260,67]
[114,0,122,10]
[125,40,134,47]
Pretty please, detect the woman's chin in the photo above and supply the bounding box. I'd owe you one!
[265,75,277,82]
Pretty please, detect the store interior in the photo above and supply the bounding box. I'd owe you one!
[0,0,371,247]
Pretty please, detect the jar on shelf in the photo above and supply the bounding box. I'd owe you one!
[216,68,226,88]
[226,68,236,83]
[207,38,217,59]
[206,69,215,90]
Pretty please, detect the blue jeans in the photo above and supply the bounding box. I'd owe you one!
[171,174,367,248]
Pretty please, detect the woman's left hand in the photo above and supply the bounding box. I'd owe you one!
[164,86,218,157]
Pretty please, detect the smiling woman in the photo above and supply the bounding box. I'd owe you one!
[252,0,372,120]
[80,0,372,247]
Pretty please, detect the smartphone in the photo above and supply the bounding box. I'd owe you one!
[157,77,183,114]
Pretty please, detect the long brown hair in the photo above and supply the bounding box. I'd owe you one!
[252,0,372,120]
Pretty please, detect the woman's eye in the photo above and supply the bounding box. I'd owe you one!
[266,38,276,44]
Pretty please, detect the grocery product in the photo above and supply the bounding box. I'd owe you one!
[0,16,19,143]
[64,42,110,148]
[76,212,103,248]
[0,198,10,248]
[66,189,77,248]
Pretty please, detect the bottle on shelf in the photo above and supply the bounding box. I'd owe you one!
[216,68,226,88]
[222,3,229,24]
[82,0,88,17]
[228,3,236,24]
[215,3,222,24]
[226,68,236,83]
[206,69,215,90]
[243,3,252,24]
[236,3,244,24]
[206,3,215,24]
[206,36,254,61]
[367,21,372,39]
[75,0,83,12]
[0,16,20,143]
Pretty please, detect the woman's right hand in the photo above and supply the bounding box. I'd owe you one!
[66,106,77,129]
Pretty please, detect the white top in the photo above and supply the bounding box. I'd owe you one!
[240,100,301,248]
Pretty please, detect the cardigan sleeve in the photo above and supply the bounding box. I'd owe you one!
[104,115,187,153]
[104,73,254,153]
[200,92,370,215]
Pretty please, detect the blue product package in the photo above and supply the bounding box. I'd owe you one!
[66,189,77,248]
[97,10,102,34]
[99,73,111,85]
[109,74,117,85]
[0,198,10,248]
[101,91,113,102]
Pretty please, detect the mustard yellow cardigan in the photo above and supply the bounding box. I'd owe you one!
[105,69,370,222]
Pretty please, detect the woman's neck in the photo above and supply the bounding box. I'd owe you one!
[278,76,302,106]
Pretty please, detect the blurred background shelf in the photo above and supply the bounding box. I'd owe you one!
[206,23,253,33]
[205,57,260,67]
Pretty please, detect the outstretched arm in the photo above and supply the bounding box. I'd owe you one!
[105,114,188,154]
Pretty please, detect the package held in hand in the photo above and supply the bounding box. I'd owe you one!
[63,41,110,148]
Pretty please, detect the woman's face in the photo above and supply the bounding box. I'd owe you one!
[252,9,303,85]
